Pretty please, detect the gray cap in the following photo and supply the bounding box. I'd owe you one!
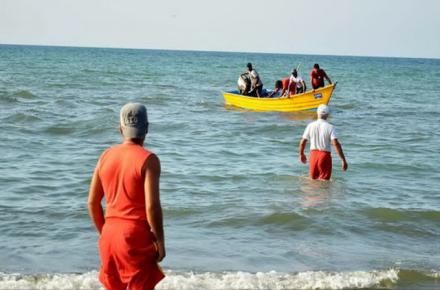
[317,104,330,116]
[120,103,148,139]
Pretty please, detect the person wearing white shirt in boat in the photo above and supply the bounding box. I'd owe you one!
[246,63,264,98]
[287,69,306,96]
[299,104,348,180]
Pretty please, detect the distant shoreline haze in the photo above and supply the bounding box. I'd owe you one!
[1,43,439,61]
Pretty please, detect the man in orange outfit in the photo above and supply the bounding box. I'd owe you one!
[88,103,165,290]
[299,104,348,180]
[310,63,332,89]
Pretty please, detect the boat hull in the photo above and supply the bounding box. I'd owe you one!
[222,83,336,112]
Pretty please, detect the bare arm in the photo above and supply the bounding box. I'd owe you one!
[287,79,293,97]
[143,153,166,262]
[255,78,262,98]
[299,138,308,164]
[267,90,276,98]
[301,80,306,92]
[88,167,105,234]
[332,139,348,171]
[324,70,332,84]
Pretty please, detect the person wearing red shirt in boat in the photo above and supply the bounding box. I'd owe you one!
[281,77,290,97]
[88,103,165,290]
[299,104,347,180]
[287,69,307,96]
[281,76,297,97]
[310,63,332,90]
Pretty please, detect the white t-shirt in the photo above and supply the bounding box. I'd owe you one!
[249,69,259,79]
[302,119,337,152]
[289,75,304,88]
[249,69,263,87]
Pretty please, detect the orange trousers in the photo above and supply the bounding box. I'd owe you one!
[98,218,164,290]
[309,150,332,180]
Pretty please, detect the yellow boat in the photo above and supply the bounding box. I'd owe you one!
[222,83,336,112]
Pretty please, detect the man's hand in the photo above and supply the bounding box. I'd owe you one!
[300,153,307,164]
[155,241,166,262]
[341,160,348,171]
[299,139,308,164]
[332,139,347,172]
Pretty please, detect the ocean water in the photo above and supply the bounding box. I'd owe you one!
[0,44,439,289]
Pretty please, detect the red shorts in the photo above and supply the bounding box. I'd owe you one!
[309,150,332,180]
[99,218,164,290]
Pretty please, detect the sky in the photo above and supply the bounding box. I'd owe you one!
[1,0,439,59]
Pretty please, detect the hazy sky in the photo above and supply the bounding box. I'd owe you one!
[1,0,439,58]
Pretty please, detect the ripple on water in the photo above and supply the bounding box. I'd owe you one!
[42,125,76,135]
[13,89,38,99]
[6,112,43,124]
[256,212,312,231]
[361,207,440,223]
[359,207,440,238]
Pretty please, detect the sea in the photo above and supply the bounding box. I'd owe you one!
[0,44,439,290]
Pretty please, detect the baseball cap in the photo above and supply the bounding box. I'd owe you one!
[120,103,148,139]
[317,104,329,116]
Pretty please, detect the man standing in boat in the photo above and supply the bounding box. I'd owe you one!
[299,104,347,180]
[246,63,264,98]
[310,63,332,89]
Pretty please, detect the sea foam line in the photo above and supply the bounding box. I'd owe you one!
[0,269,400,290]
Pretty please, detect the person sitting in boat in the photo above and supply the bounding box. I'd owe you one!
[281,77,291,97]
[267,80,284,98]
[310,63,332,89]
[287,69,307,95]
[246,63,264,98]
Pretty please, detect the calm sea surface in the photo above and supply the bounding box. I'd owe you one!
[0,45,439,289]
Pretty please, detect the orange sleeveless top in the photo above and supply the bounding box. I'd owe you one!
[311,69,325,87]
[97,143,152,221]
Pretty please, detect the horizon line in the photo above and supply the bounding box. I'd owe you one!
[1,42,439,61]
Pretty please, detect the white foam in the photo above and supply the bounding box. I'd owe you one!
[427,270,440,278]
[158,269,399,289]
[0,271,103,290]
[0,269,399,290]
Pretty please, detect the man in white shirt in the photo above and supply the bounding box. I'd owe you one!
[287,69,306,95]
[246,63,264,97]
[299,104,348,180]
